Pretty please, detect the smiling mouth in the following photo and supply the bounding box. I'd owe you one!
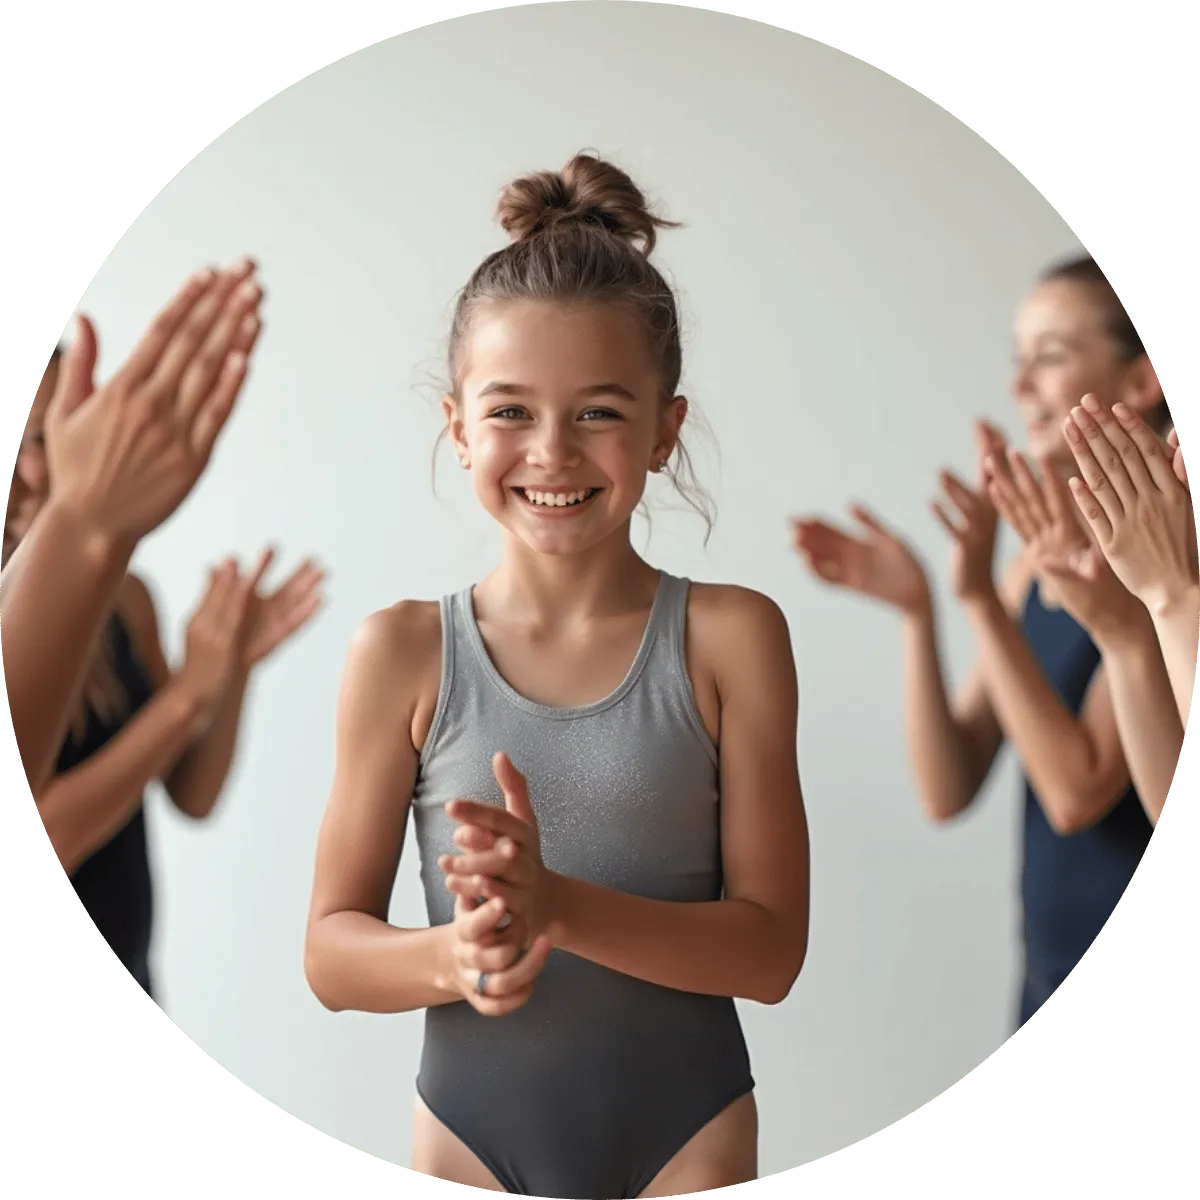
[512,487,603,510]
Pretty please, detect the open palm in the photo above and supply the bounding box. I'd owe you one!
[241,552,326,667]
[793,504,930,614]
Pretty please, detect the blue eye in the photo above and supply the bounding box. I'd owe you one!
[581,409,621,422]
[489,407,527,421]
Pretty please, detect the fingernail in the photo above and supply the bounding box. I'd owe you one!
[240,280,261,301]
[1112,402,1133,423]
[1081,394,1100,413]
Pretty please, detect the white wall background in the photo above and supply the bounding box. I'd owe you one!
[67,1,1079,1179]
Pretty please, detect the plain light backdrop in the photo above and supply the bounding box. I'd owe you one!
[66,1,1080,1178]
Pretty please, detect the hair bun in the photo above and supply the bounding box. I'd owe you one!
[496,152,678,256]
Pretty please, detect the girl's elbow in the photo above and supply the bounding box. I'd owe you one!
[303,947,344,1012]
[756,941,807,1006]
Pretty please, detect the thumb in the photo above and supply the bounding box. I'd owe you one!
[46,315,98,427]
[493,752,536,826]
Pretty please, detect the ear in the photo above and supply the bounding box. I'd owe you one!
[651,395,689,469]
[441,393,469,463]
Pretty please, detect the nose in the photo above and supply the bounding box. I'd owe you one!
[1009,360,1034,402]
[526,417,582,472]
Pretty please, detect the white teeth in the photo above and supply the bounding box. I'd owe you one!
[520,489,595,508]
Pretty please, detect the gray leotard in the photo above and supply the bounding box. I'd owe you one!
[412,571,754,1199]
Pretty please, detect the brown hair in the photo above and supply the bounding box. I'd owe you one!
[443,152,715,536]
[1041,253,1169,429]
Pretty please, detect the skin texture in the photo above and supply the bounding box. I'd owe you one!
[307,300,809,1192]
[792,278,1168,835]
[1,262,263,795]
[985,436,1182,824]
[8,353,324,875]
[1062,399,1197,728]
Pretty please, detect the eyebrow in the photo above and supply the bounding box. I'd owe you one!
[477,381,640,402]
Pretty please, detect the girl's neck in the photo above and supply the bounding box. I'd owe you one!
[477,529,660,626]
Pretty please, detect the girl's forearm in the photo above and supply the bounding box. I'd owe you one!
[1095,617,1184,825]
[1,502,133,794]
[37,678,203,875]
[1148,584,1200,725]
[165,670,251,819]
[304,912,462,1014]
[546,871,804,1005]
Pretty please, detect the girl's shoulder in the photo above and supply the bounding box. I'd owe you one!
[686,580,788,631]
[349,599,442,671]
[339,600,444,749]
[684,581,793,674]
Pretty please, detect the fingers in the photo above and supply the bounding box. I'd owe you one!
[453,824,496,853]
[476,936,552,1001]
[493,752,536,825]
[46,314,98,426]
[176,275,264,428]
[1063,411,1125,525]
[1111,402,1179,494]
[1175,445,1189,491]
[467,937,553,1017]
[1009,451,1052,529]
[445,798,532,845]
[444,870,520,912]
[1084,398,1158,497]
[118,269,220,385]
[939,470,984,523]
[930,499,964,540]
[984,453,1033,542]
[457,895,509,943]
[1167,427,1179,450]
[439,838,524,883]
[1073,396,1138,508]
[1038,456,1076,528]
[1067,476,1115,544]
[141,261,256,404]
[848,502,888,537]
[190,349,250,460]
[247,545,277,595]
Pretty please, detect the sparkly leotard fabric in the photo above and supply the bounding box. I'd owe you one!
[411,572,754,1198]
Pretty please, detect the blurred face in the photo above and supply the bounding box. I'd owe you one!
[445,300,685,558]
[4,357,58,563]
[1010,280,1160,469]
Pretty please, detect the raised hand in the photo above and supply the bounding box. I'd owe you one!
[985,447,1144,638]
[930,420,1005,602]
[176,552,272,725]
[440,753,552,952]
[791,504,931,615]
[445,892,552,1017]
[239,552,326,668]
[1063,396,1198,613]
[44,260,263,550]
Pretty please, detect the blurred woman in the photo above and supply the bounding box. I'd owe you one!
[793,255,1169,1025]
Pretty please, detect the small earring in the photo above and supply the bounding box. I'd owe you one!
[456,452,469,469]
[653,458,668,474]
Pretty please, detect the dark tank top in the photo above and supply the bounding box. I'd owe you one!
[1017,581,1153,1025]
[55,613,157,995]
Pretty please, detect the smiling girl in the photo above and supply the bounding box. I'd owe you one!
[305,154,810,1197]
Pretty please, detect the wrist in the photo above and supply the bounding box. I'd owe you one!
[40,498,133,577]
[162,676,207,738]
[431,923,461,998]
[960,583,1003,620]
[1146,580,1200,621]
[542,870,570,947]
[1091,604,1157,655]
